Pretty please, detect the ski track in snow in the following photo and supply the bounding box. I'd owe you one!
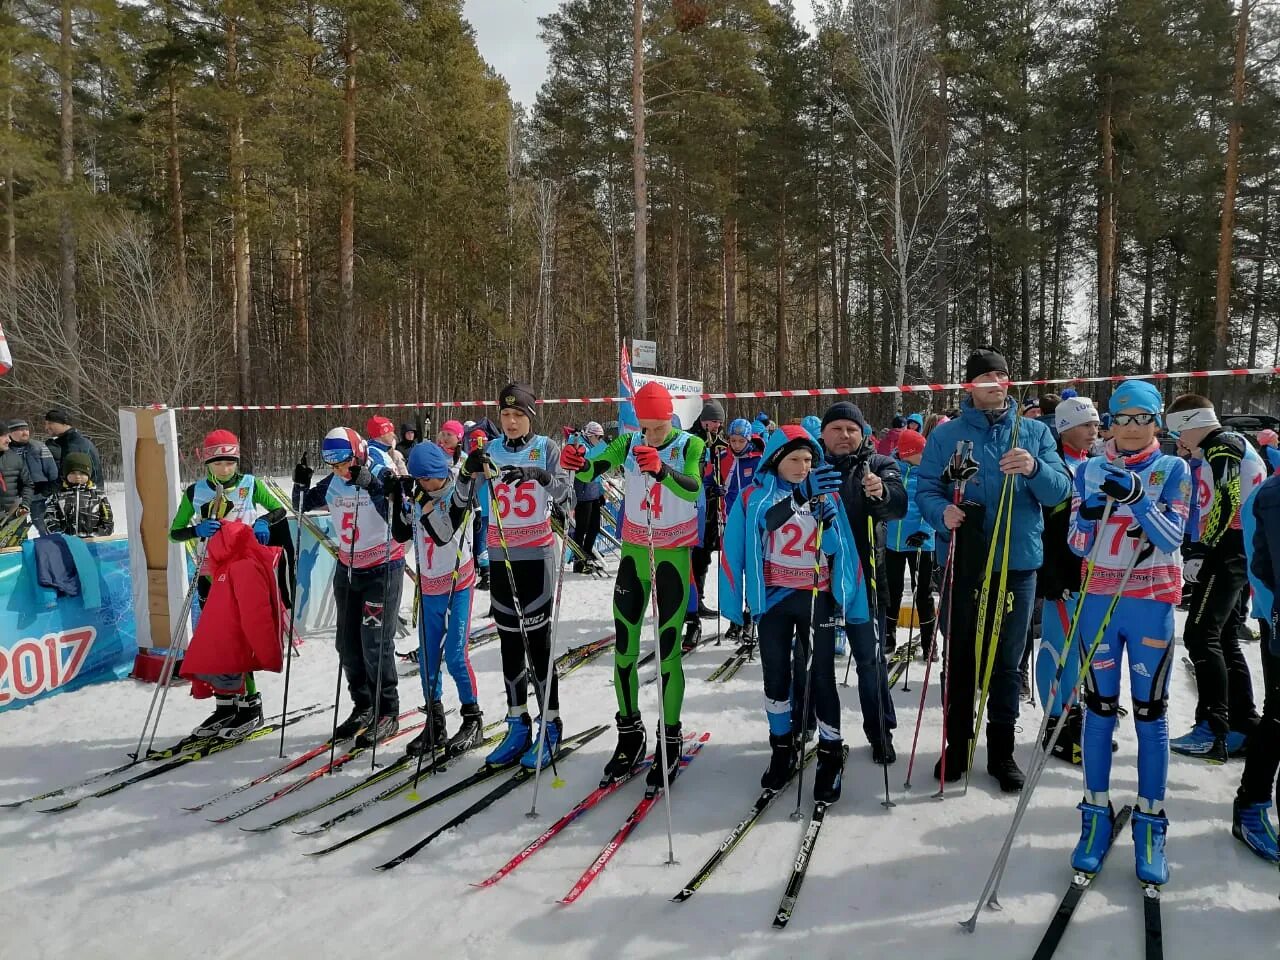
[1,556,1276,959]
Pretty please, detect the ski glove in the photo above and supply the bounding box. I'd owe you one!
[813,495,837,527]
[461,449,490,478]
[941,452,980,485]
[1078,492,1108,522]
[797,463,841,501]
[252,517,270,545]
[380,474,403,501]
[500,464,554,487]
[195,518,222,539]
[560,443,587,471]
[292,455,314,488]
[1183,557,1203,584]
[350,464,373,489]
[905,531,929,549]
[633,445,666,478]
[1100,464,1146,506]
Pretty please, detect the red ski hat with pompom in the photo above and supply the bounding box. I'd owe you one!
[202,429,240,463]
[633,381,674,422]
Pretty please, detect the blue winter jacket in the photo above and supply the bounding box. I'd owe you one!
[719,429,870,626]
[886,459,934,553]
[915,397,1071,572]
[1249,474,1280,656]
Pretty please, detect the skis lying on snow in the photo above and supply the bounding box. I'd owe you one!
[1143,882,1164,960]
[772,744,848,929]
[373,724,613,871]
[672,745,817,902]
[36,704,329,814]
[1031,805,1133,960]
[558,733,710,905]
[706,624,757,683]
[473,755,656,888]
[305,724,610,858]
[208,710,428,824]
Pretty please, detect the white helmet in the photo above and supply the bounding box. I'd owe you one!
[1055,397,1100,435]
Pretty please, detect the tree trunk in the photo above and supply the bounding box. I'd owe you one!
[1141,242,1155,371]
[932,61,950,384]
[724,212,738,378]
[4,83,14,328]
[631,0,647,340]
[338,25,357,341]
[1212,0,1251,398]
[1249,175,1270,367]
[165,1,187,293]
[1096,73,1116,399]
[227,15,251,409]
[775,193,786,389]
[59,0,79,407]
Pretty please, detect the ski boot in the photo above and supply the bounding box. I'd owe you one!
[333,705,373,741]
[986,722,1025,793]
[646,722,684,792]
[446,702,485,756]
[1225,729,1249,758]
[932,739,970,784]
[1132,809,1169,885]
[1044,705,1083,765]
[813,738,845,804]
[760,733,797,791]
[682,616,701,654]
[520,715,563,770]
[219,692,263,739]
[355,711,399,748]
[476,567,491,592]
[601,712,647,786]
[1071,801,1116,874]
[405,700,448,757]
[485,711,532,767]
[724,622,743,644]
[1169,721,1227,762]
[192,697,238,738]
[871,737,896,766]
[1232,799,1280,862]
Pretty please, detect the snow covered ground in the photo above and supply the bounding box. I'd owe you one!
[1,556,1276,960]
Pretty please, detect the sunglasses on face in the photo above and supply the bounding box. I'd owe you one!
[1111,413,1158,427]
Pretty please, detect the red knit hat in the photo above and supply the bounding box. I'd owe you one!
[897,429,926,459]
[202,429,240,463]
[365,415,395,440]
[633,381,674,422]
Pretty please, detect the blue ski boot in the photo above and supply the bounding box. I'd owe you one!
[1132,809,1170,885]
[1071,801,1116,874]
[1232,799,1280,862]
[520,715,563,770]
[1225,729,1248,758]
[484,711,531,767]
[1169,721,1227,762]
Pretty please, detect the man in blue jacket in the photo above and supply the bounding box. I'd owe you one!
[915,347,1071,792]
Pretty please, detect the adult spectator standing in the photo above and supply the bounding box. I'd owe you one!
[915,347,1070,791]
[571,421,607,574]
[44,407,103,486]
[0,430,34,521]
[689,399,727,619]
[818,400,907,763]
[7,419,59,534]
[396,423,419,460]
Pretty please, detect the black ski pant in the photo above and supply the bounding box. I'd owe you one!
[333,561,401,717]
[758,589,840,739]
[572,498,603,565]
[1184,552,1259,737]
[1238,618,1280,807]
[490,554,559,714]
[884,548,936,656]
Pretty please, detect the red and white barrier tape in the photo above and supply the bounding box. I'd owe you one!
[155,365,1279,413]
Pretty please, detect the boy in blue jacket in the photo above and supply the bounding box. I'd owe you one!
[885,428,936,660]
[721,426,869,803]
[915,347,1071,792]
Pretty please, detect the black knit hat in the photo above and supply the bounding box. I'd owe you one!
[498,382,537,420]
[699,399,726,423]
[965,347,1009,383]
[45,407,73,426]
[821,400,867,434]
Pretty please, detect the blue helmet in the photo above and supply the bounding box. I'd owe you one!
[407,441,452,480]
[727,418,752,439]
[1109,378,1162,419]
[322,427,367,465]
[801,415,822,442]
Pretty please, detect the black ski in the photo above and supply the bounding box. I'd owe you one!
[38,704,329,814]
[672,745,817,902]
[1143,884,1163,960]
[772,801,829,928]
[707,626,757,683]
[303,724,608,857]
[1031,805,1133,960]
[373,724,609,870]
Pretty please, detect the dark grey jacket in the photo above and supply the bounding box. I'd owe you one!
[0,448,34,514]
[48,428,104,485]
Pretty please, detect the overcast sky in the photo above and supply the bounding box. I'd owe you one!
[462,0,819,108]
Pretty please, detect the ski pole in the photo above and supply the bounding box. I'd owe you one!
[900,547,920,693]
[865,513,895,809]
[791,495,826,819]
[278,502,304,758]
[328,475,361,773]
[961,526,1148,932]
[642,473,678,864]
[486,461,560,780]
[528,435,579,817]
[932,439,973,798]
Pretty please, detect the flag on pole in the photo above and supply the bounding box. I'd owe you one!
[0,317,11,375]
[618,341,638,433]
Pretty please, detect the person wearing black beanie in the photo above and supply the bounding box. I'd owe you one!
[817,400,907,764]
